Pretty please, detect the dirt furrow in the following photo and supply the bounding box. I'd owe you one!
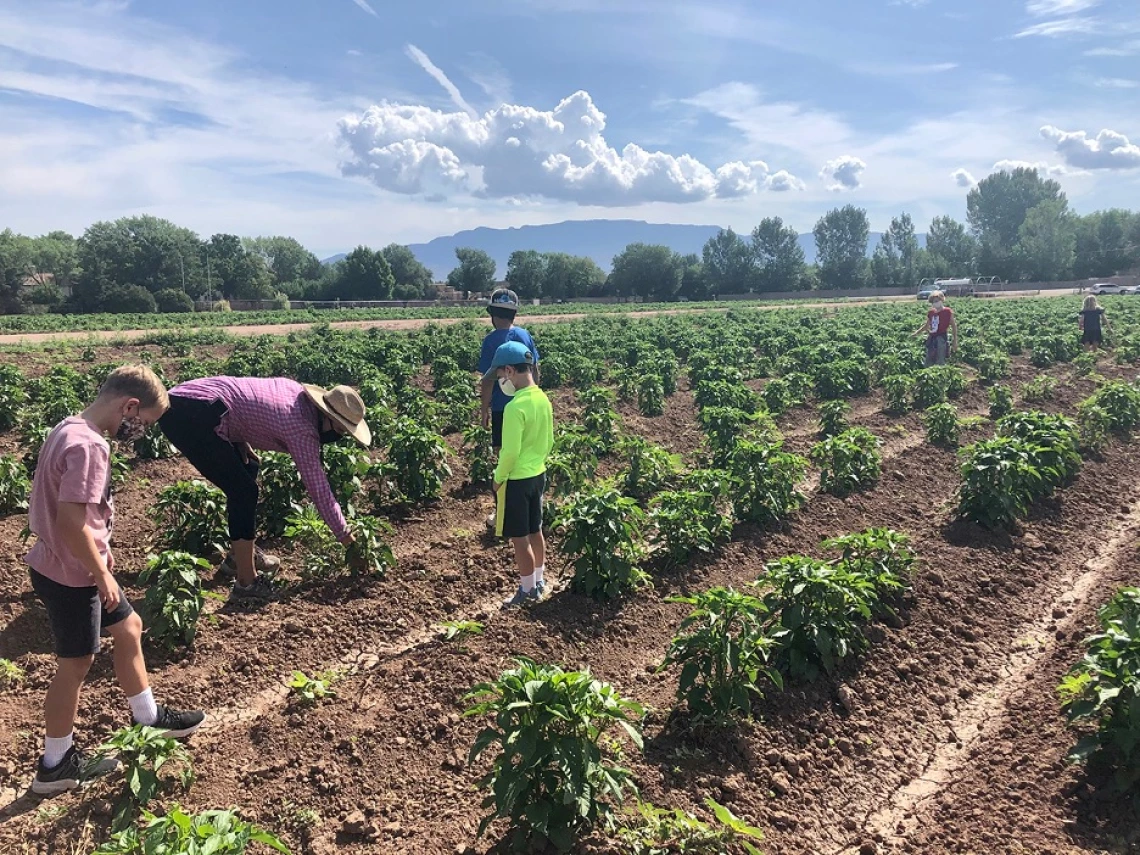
[834,476,1140,853]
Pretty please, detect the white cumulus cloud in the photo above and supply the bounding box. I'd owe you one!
[337,91,801,205]
[820,155,866,191]
[952,168,977,188]
[1040,125,1140,170]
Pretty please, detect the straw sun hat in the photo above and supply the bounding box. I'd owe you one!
[302,384,371,448]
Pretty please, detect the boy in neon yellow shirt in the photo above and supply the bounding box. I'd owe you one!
[490,341,554,606]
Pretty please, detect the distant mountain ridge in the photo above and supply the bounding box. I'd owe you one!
[322,219,927,279]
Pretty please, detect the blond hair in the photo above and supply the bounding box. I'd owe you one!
[929,290,945,303]
[1083,295,1100,312]
[98,364,169,411]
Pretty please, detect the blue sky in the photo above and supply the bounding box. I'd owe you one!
[1,0,1138,256]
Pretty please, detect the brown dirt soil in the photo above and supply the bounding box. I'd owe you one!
[0,349,1137,855]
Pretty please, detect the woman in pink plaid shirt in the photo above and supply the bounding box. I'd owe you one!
[159,376,371,604]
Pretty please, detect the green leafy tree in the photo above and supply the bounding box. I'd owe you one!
[243,235,323,285]
[967,167,1066,280]
[543,252,605,300]
[813,205,870,289]
[607,243,683,300]
[328,246,395,300]
[446,247,496,293]
[701,228,754,294]
[870,213,920,287]
[381,243,435,298]
[926,215,977,275]
[77,215,205,304]
[505,249,546,300]
[207,233,273,300]
[678,252,712,301]
[1016,199,1076,282]
[750,217,807,292]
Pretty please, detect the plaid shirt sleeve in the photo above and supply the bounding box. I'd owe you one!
[282,420,349,542]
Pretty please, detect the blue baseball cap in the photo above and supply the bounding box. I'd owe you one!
[490,341,534,370]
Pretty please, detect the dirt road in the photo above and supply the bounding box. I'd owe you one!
[0,289,1069,346]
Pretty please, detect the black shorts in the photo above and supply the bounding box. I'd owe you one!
[1082,330,1102,345]
[496,473,545,539]
[29,568,134,659]
[491,410,505,449]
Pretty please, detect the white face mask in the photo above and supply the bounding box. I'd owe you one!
[498,376,517,397]
[931,301,944,311]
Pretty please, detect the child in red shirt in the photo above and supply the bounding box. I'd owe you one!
[914,291,958,367]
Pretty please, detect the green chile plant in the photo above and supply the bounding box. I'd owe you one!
[284,507,395,581]
[378,416,451,504]
[973,350,1010,383]
[755,556,882,682]
[0,364,28,432]
[694,379,758,414]
[817,399,850,439]
[924,403,960,447]
[321,440,371,507]
[760,377,798,416]
[1076,400,1112,453]
[955,437,1043,529]
[133,424,177,460]
[810,428,882,497]
[1021,376,1056,403]
[699,407,780,468]
[151,480,229,558]
[555,483,649,601]
[139,552,210,651]
[287,670,338,705]
[619,435,681,502]
[881,375,914,415]
[580,387,621,455]
[0,658,25,688]
[92,806,289,855]
[659,587,781,724]
[462,424,496,485]
[1085,380,1140,433]
[822,527,915,591]
[637,374,665,417]
[464,657,645,852]
[1058,587,1140,792]
[257,452,306,538]
[648,489,733,564]
[726,439,807,526]
[997,411,1081,491]
[92,725,194,832]
[0,454,31,514]
[988,384,1014,420]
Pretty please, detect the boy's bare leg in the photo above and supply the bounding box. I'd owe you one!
[529,531,546,572]
[511,537,536,588]
[45,656,93,738]
[107,613,148,698]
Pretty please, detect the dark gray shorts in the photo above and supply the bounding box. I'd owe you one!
[29,568,134,659]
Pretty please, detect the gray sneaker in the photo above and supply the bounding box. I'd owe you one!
[502,586,539,608]
[227,575,277,605]
[535,580,548,601]
[218,547,281,581]
[32,747,119,796]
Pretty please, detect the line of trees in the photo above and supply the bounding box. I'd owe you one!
[0,216,439,314]
[2,168,1138,315]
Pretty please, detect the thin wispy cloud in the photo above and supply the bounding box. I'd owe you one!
[350,0,378,17]
[1015,16,1099,37]
[405,44,479,118]
[1094,77,1139,89]
[1026,0,1099,16]
[1085,39,1140,56]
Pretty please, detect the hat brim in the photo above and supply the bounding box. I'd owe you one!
[302,384,372,448]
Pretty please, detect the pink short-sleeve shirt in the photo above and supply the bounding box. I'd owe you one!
[25,417,114,587]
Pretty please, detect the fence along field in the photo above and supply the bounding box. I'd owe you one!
[0,297,1139,854]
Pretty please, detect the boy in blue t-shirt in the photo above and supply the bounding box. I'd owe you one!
[478,288,540,449]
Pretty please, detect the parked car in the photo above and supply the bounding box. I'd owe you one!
[1088,282,1131,295]
[917,278,974,300]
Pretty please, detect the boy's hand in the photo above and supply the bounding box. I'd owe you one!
[493,480,504,494]
[95,570,121,611]
[480,407,490,429]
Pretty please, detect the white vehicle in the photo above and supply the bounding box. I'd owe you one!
[917,278,975,300]
[1088,282,1132,295]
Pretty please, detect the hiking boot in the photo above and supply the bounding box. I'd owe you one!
[218,547,281,581]
[502,586,539,608]
[32,747,119,796]
[151,705,206,739]
[227,575,277,606]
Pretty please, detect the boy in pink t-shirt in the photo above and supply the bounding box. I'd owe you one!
[25,365,205,795]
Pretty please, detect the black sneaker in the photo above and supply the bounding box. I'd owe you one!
[151,705,205,739]
[32,746,119,796]
[227,575,276,605]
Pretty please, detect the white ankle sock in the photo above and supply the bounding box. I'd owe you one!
[128,688,159,726]
[44,733,73,768]
[520,573,536,593]
[534,565,545,584]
